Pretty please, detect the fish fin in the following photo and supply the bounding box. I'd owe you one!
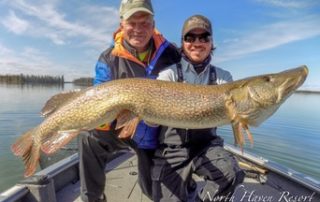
[225,95,237,121]
[232,122,255,152]
[118,117,140,139]
[116,110,140,139]
[241,123,254,147]
[226,95,254,149]
[227,96,244,150]
[23,144,41,177]
[11,128,34,156]
[41,89,82,117]
[115,110,137,130]
[231,122,245,149]
[41,130,80,154]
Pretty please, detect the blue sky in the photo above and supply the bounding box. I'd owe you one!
[0,0,319,89]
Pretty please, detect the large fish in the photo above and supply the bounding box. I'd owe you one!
[11,66,308,177]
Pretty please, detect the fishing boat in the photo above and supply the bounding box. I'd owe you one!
[0,144,319,202]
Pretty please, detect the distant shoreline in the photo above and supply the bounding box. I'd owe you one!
[0,74,93,86]
[295,90,320,94]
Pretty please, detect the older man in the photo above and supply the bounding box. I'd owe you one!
[78,0,180,201]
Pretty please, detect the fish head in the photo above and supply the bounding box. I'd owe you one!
[229,66,308,126]
[247,65,308,105]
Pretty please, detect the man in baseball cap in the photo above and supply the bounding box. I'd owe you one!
[79,0,180,202]
[182,15,212,38]
[153,14,244,201]
[119,0,154,20]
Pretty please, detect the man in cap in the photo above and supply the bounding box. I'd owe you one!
[79,0,180,201]
[152,15,245,202]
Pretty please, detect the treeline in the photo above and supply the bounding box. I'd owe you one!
[72,77,93,86]
[295,90,320,94]
[0,74,64,85]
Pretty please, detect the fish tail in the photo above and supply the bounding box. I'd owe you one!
[11,127,41,177]
[22,143,41,177]
[11,128,35,156]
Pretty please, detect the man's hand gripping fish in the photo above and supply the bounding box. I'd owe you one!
[11,66,308,177]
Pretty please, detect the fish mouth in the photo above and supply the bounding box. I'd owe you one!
[302,65,309,75]
[281,65,308,80]
[276,66,308,103]
[290,66,308,89]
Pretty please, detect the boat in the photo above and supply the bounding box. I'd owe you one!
[0,144,319,202]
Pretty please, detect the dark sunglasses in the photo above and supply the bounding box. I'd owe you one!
[183,33,211,43]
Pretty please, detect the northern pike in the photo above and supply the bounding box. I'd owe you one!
[11,66,308,177]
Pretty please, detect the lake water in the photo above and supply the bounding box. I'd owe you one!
[0,84,320,193]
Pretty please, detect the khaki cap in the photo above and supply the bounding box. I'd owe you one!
[182,15,212,37]
[119,0,154,20]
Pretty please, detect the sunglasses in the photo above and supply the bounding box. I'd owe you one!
[183,33,211,43]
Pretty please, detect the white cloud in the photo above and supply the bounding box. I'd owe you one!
[0,44,75,80]
[0,43,13,55]
[1,10,29,34]
[46,33,66,45]
[216,15,320,62]
[255,0,318,9]
[0,0,121,81]
[4,0,118,48]
[0,37,97,81]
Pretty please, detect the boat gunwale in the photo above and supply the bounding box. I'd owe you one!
[1,145,319,202]
[0,184,29,202]
[224,144,320,194]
